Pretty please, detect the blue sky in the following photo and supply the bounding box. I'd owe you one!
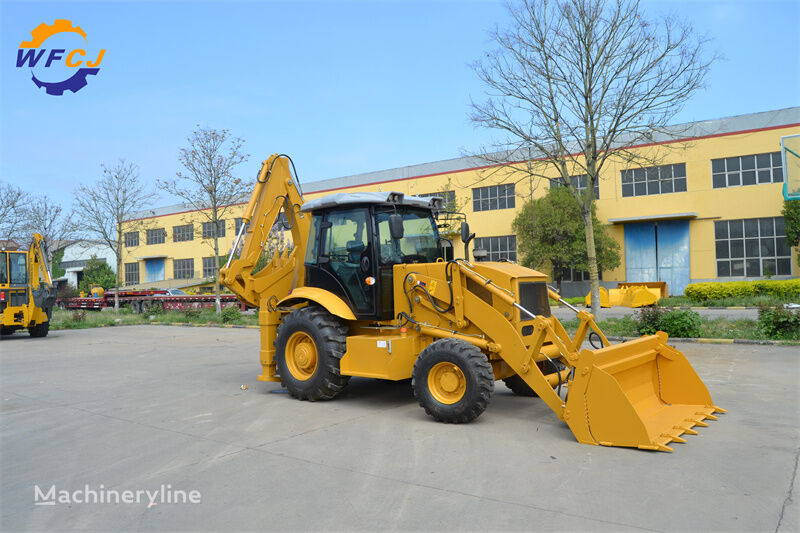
[1,0,798,208]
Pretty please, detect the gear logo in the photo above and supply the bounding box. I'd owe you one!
[16,19,106,96]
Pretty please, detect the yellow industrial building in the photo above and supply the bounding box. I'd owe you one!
[121,107,799,296]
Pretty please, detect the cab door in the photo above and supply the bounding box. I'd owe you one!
[306,207,377,316]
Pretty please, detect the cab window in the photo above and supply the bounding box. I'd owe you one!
[376,209,439,265]
[9,253,27,284]
[0,252,7,284]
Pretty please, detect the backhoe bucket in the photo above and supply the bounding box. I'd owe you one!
[564,332,724,451]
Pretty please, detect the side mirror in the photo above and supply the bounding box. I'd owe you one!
[389,214,404,240]
[460,221,470,243]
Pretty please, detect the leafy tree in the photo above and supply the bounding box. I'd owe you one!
[471,0,715,315]
[782,200,800,267]
[51,248,66,279]
[78,256,116,294]
[512,186,620,291]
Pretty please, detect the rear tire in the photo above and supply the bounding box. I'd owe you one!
[28,321,49,338]
[274,306,350,401]
[503,374,537,397]
[503,360,566,397]
[1,326,16,336]
[412,338,494,423]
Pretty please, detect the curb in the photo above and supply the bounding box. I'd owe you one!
[605,335,799,346]
[52,322,260,331]
[552,305,759,310]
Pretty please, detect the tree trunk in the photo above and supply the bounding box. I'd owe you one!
[114,255,120,313]
[582,209,601,318]
[213,231,221,315]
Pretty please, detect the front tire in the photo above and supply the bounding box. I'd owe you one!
[29,321,49,338]
[412,338,494,423]
[274,306,350,401]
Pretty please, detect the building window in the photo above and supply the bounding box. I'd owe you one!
[124,262,139,285]
[555,267,596,282]
[552,175,600,199]
[202,256,223,278]
[234,218,250,234]
[202,220,226,239]
[124,231,139,247]
[711,152,783,188]
[473,235,516,261]
[472,184,515,212]
[146,228,166,245]
[418,190,456,208]
[714,217,791,277]
[621,163,687,197]
[173,224,194,242]
[173,258,194,279]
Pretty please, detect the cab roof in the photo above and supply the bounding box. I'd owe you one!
[300,191,442,213]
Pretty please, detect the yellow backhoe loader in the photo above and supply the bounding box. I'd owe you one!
[1,233,57,337]
[220,155,724,451]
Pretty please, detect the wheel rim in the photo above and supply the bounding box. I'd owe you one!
[427,362,466,404]
[285,331,318,381]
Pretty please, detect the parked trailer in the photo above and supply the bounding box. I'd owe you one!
[59,289,246,313]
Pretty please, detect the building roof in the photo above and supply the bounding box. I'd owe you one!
[127,106,800,221]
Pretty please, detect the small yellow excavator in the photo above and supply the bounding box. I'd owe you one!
[1,233,57,337]
[220,155,724,451]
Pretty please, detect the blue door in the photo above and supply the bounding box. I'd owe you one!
[624,221,691,295]
[145,259,165,282]
[656,220,690,295]
[625,223,657,282]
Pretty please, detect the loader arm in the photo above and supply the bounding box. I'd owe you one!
[219,154,310,308]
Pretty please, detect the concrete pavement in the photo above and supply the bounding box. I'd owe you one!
[1,326,797,532]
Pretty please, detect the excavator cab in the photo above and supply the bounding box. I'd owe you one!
[301,193,443,321]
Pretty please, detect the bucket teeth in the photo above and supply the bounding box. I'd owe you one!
[671,436,687,444]
[676,426,698,435]
[713,406,727,414]
[705,414,719,420]
[694,421,709,427]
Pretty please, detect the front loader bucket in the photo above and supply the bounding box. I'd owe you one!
[564,332,724,451]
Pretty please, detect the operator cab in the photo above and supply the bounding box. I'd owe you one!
[301,192,443,321]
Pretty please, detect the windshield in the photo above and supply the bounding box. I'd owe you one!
[376,208,439,264]
[9,252,27,285]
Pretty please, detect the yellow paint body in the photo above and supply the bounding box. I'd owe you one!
[221,154,724,452]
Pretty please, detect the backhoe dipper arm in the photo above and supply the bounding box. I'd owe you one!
[29,233,53,289]
[219,154,309,308]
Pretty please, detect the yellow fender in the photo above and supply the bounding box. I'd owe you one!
[277,286,357,321]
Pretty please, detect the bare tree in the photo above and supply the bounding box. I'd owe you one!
[74,160,156,312]
[471,0,714,315]
[21,194,77,270]
[0,181,31,246]
[158,126,249,314]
